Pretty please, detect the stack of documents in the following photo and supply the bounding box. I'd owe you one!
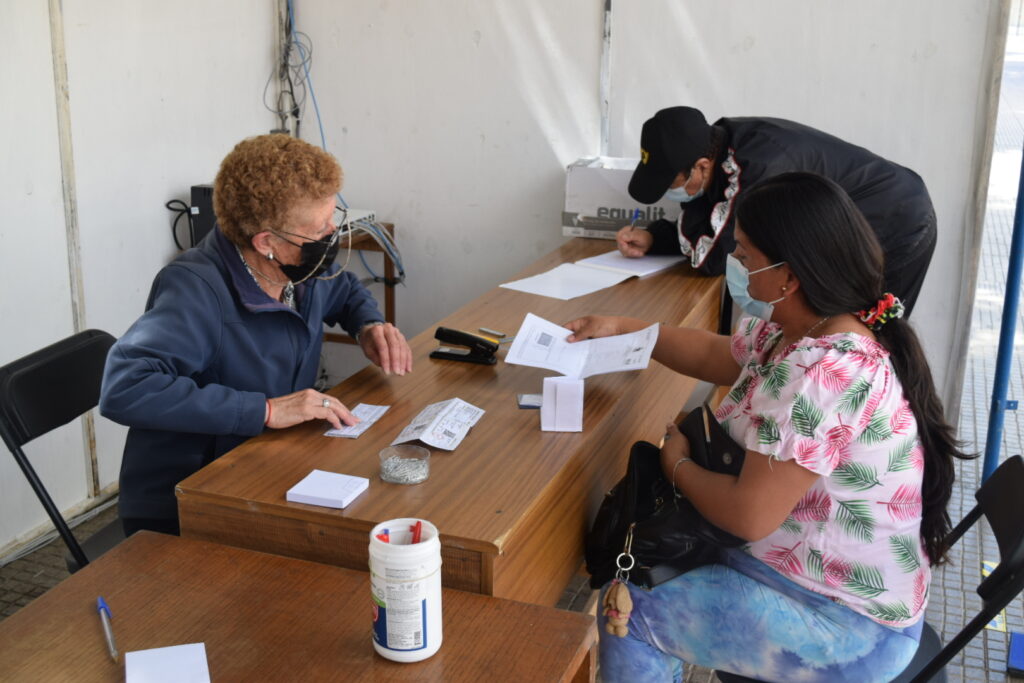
[500,250,685,300]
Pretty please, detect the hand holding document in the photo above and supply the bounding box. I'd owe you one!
[504,313,659,379]
[499,250,685,300]
[324,404,390,438]
[391,398,485,450]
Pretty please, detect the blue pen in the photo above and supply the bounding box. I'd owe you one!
[97,596,118,662]
[630,208,642,227]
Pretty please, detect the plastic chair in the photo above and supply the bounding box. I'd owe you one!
[716,454,1024,683]
[0,329,125,573]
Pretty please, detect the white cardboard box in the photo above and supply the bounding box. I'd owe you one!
[562,157,679,239]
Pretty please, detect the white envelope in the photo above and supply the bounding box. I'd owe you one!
[540,377,584,432]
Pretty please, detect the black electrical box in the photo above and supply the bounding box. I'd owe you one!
[190,184,216,246]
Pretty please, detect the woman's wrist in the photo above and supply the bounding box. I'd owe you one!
[671,457,693,497]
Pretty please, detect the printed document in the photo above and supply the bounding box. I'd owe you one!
[324,403,390,438]
[499,250,685,300]
[391,397,485,450]
[504,313,659,379]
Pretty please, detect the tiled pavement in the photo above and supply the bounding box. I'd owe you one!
[5,33,1024,683]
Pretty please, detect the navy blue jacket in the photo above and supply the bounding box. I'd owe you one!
[100,228,383,520]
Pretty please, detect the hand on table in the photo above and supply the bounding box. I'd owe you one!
[616,225,652,258]
[266,389,357,430]
[359,322,413,376]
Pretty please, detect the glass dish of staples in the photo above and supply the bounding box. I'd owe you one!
[379,445,431,485]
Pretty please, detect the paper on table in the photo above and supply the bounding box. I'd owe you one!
[540,377,583,432]
[126,643,211,683]
[286,469,369,509]
[324,403,390,438]
[499,251,685,300]
[500,263,630,300]
[504,313,659,379]
[391,397,484,450]
[574,250,686,278]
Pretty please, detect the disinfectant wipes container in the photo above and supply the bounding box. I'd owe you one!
[369,518,443,662]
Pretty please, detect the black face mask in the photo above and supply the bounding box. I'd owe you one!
[276,231,340,283]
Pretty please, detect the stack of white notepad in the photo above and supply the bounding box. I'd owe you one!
[286,469,369,509]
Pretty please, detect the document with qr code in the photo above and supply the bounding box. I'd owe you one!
[504,312,658,379]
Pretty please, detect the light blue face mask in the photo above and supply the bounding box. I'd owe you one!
[726,254,786,321]
[663,183,703,203]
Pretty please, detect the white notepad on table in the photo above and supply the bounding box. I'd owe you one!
[500,250,685,300]
[286,469,369,509]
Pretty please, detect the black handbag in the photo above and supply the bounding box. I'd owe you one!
[585,405,747,589]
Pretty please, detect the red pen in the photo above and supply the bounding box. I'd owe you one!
[411,521,422,544]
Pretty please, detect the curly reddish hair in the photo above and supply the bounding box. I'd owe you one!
[213,134,342,247]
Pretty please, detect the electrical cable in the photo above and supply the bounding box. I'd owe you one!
[285,0,407,282]
[165,199,192,250]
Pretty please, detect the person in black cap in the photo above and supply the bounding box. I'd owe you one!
[616,107,936,316]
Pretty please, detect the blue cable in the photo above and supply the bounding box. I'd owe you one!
[286,0,404,281]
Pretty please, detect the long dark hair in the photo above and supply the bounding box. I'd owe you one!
[735,171,972,565]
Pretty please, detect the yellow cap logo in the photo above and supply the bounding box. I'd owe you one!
[641,148,649,165]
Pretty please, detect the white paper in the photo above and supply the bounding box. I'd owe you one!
[499,263,631,300]
[499,251,684,300]
[540,377,584,432]
[126,643,210,683]
[324,403,390,438]
[391,398,484,450]
[574,250,686,278]
[286,469,369,509]
[504,313,659,379]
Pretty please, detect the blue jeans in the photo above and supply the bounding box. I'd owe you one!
[597,548,923,683]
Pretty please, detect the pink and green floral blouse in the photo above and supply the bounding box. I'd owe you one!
[715,316,929,627]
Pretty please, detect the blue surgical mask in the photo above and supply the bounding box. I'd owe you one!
[663,184,703,203]
[726,254,786,321]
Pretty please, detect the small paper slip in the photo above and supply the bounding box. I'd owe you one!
[126,642,210,683]
[324,403,390,438]
[499,250,685,300]
[504,312,659,379]
[541,377,583,432]
[286,469,369,509]
[391,397,484,450]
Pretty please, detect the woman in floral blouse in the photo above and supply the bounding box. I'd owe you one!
[566,172,970,682]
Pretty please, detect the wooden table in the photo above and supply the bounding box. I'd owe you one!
[177,238,721,605]
[0,533,596,682]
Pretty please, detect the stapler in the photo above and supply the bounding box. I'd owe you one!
[430,327,498,365]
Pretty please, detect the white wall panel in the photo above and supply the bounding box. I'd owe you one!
[294,0,604,339]
[607,0,1004,412]
[0,1,86,551]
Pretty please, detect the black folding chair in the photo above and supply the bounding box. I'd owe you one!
[717,454,1024,683]
[0,329,124,573]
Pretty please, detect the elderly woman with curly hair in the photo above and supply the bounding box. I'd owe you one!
[101,134,412,536]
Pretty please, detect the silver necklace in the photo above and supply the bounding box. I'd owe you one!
[235,246,295,308]
[772,315,832,359]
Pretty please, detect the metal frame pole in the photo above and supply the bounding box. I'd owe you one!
[983,141,1024,480]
